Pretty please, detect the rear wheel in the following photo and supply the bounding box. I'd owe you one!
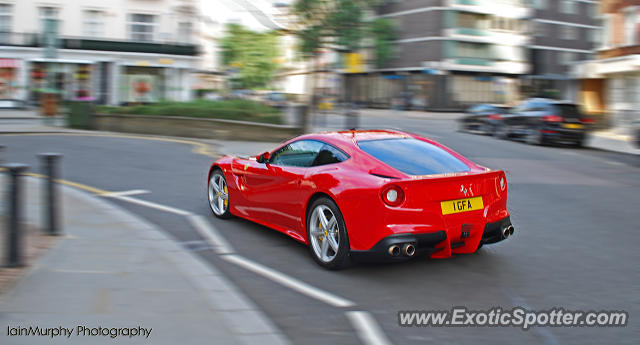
[495,125,509,139]
[573,136,585,148]
[526,128,544,146]
[307,197,351,269]
[208,169,232,219]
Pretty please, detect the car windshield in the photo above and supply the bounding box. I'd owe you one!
[357,138,470,175]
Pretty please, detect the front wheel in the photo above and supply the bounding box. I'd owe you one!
[208,169,232,219]
[307,197,351,269]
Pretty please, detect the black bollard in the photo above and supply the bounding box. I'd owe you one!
[38,153,62,236]
[0,145,5,164]
[4,163,29,267]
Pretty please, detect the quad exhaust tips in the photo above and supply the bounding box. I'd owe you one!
[502,225,515,239]
[388,243,416,257]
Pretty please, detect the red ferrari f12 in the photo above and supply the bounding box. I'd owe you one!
[208,130,514,269]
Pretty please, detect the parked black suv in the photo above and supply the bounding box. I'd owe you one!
[458,104,511,135]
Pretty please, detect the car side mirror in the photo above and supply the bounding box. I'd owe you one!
[257,151,270,164]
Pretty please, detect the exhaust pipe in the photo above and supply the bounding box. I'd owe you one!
[402,243,416,257]
[388,245,400,257]
[502,225,514,239]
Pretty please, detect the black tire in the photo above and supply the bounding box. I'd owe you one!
[526,128,545,146]
[306,197,351,270]
[495,125,509,139]
[208,169,233,219]
[573,136,585,148]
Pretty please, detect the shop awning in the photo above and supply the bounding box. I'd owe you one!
[0,59,20,68]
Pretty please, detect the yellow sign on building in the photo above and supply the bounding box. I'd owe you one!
[345,53,364,73]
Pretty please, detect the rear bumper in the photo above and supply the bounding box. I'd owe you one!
[350,231,446,262]
[542,127,585,143]
[350,216,513,262]
[480,216,514,245]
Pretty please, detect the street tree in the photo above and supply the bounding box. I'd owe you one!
[221,24,280,90]
[291,0,396,130]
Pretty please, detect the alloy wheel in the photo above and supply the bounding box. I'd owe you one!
[309,205,340,263]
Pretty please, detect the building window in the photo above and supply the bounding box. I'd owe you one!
[0,3,11,33]
[39,7,59,34]
[84,10,104,38]
[589,28,601,46]
[456,42,490,59]
[623,7,640,46]
[560,0,575,15]
[533,0,546,10]
[561,25,577,40]
[177,22,192,43]
[602,14,611,48]
[590,3,599,18]
[128,13,156,42]
[560,52,575,65]
[533,21,545,36]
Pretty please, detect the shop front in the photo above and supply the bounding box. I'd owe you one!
[28,60,95,104]
[0,58,22,108]
[120,66,165,104]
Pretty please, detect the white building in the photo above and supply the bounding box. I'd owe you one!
[0,0,209,106]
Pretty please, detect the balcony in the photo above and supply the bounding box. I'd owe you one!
[598,45,640,60]
[454,57,492,66]
[0,32,199,56]
[456,27,488,36]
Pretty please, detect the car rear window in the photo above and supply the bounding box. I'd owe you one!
[357,138,470,175]
[554,104,581,119]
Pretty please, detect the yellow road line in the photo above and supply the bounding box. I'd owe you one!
[0,131,219,195]
[0,132,219,158]
[0,168,110,195]
[24,172,110,195]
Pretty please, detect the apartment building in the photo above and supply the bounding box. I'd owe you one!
[0,0,212,106]
[573,0,640,131]
[527,0,601,101]
[342,0,531,111]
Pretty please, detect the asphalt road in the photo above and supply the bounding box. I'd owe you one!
[1,112,638,345]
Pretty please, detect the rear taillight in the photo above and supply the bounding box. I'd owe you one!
[542,115,564,122]
[381,185,405,207]
[579,118,595,124]
[487,114,502,120]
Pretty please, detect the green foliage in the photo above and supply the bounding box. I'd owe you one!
[96,100,282,124]
[220,24,281,89]
[292,0,395,67]
[370,18,396,68]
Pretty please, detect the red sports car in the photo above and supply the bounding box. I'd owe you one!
[207,130,514,269]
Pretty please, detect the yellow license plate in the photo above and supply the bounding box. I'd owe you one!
[441,197,484,215]
[563,123,584,129]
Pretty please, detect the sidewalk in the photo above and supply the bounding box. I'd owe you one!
[0,108,41,119]
[0,175,290,345]
[586,130,640,155]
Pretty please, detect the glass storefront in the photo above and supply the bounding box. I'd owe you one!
[28,62,95,102]
[0,66,17,99]
[120,66,165,104]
